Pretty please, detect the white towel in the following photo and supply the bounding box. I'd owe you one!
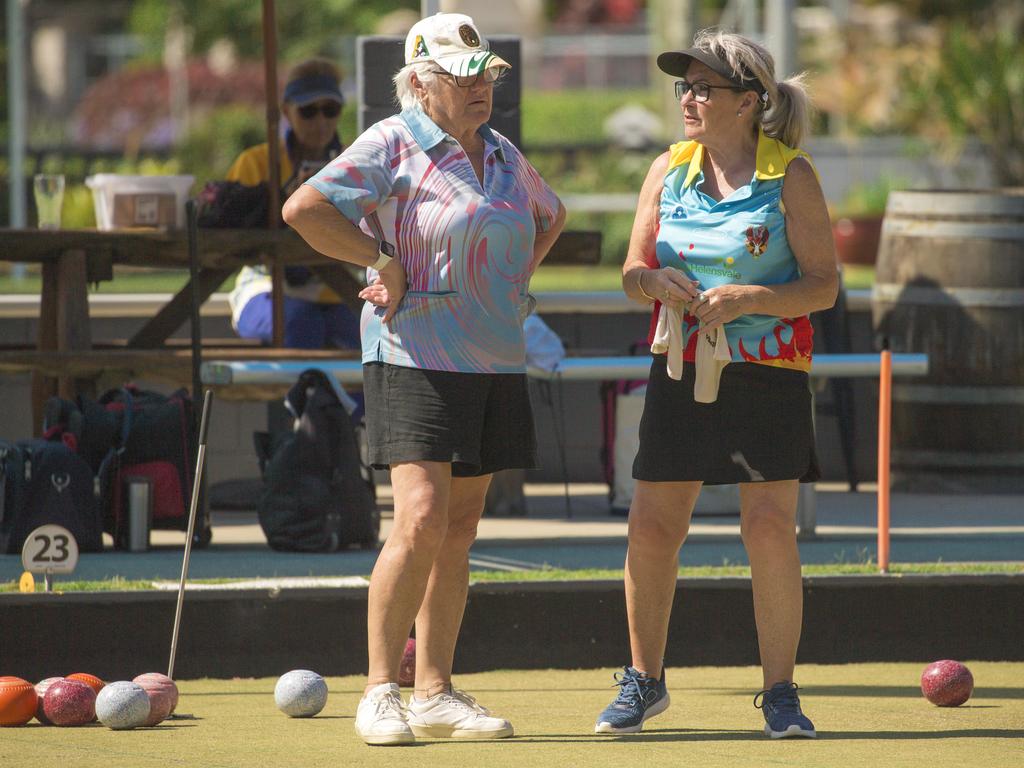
[651,303,684,381]
[652,304,731,401]
[693,324,732,403]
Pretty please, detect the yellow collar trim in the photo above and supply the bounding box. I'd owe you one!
[667,128,812,188]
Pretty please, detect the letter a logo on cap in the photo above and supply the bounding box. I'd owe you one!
[459,24,480,47]
[412,34,430,59]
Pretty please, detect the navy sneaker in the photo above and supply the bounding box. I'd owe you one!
[754,681,816,738]
[594,666,670,734]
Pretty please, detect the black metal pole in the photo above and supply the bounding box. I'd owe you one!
[186,199,210,547]
[186,199,202,411]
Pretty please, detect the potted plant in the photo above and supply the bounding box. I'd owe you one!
[831,176,905,266]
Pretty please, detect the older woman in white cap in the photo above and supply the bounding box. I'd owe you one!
[284,13,565,745]
[593,29,837,739]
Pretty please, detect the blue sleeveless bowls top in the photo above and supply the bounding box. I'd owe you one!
[654,129,814,371]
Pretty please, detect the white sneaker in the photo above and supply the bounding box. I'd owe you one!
[355,683,416,746]
[407,688,514,739]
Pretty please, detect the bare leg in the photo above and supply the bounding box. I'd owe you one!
[414,473,492,697]
[625,480,702,679]
[365,461,451,695]
[739,480,802,688]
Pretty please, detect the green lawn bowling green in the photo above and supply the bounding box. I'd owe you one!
[7,663,1022,768]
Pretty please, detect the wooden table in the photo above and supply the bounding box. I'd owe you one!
[0,227,365,426]
[1,228,602,427]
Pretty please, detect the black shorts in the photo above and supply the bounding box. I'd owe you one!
[363,363,538,477]
[633,355,821,485]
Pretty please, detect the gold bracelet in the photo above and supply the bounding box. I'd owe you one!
[635,270,658,302]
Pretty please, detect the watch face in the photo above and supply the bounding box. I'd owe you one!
[380,241,396,257]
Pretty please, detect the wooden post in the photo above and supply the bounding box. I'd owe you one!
[262,0,285,347]
[55,250,93,399]
[30,259,59,434]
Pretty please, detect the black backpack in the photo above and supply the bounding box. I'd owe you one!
[255,369,379,552]
[0,439,104,554]
[195,180,270,228]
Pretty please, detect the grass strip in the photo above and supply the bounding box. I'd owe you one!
[3,561,1019,594]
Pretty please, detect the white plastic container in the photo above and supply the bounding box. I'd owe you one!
[85,174,194,230]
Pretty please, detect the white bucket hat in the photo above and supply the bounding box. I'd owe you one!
[404,12,510,77]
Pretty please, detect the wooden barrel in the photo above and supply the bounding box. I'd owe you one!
[872,189,1024,492]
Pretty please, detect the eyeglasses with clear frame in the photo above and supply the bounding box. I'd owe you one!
[674,79,749,103]
[431,67,505,88]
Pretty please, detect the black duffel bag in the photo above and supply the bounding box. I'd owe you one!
[0,439,104,554]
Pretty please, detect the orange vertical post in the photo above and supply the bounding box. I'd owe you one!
[877,345,893,573]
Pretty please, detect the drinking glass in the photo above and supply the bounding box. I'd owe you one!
[33,174,66,229]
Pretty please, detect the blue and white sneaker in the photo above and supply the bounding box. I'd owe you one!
[754,681,816,738]
[594,666,670,734]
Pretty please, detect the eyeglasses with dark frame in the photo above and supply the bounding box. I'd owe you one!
[674,79,748,103]
[296,101,342,120]
[430,67,505,88]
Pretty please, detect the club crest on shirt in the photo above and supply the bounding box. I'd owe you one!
[412,35,430,58]
[459,24,480,47]
[745,225,769,258]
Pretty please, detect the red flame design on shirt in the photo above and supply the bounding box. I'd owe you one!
[738,317,813,365]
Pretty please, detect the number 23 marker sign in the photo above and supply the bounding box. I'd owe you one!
[21,524,79,591]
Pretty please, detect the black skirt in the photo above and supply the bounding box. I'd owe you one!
[632,355,820,485]
[362,362,538,477]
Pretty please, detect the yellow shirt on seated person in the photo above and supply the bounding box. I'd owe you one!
[226,137,344,313]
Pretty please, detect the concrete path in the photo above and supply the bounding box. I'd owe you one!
[2,484,1021,584]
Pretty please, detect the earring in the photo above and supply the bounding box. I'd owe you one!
[736,110,743,117]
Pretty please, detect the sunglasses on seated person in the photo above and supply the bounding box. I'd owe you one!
[296,101,342,119]
[430,67,504,88]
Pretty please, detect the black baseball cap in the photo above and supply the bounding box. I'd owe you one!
[657,48,768,102]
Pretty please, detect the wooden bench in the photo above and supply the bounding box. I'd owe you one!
[0,347,361,401]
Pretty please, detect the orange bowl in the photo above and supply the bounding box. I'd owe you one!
[0,677,38,727]
[66,673,105,695]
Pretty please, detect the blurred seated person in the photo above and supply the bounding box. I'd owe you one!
[227,57,360,350]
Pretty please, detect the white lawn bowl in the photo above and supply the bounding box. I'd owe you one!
[274,670,328,718]
[96,682,151,730]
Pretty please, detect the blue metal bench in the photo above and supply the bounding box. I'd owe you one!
[202,353,928,387]
[201,352,927,537]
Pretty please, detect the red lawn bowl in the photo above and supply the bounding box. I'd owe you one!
[921,660,974,707]
[43,678,96,726]
[34,677,66,725]
[133,673,178,725]
[398,638,416,688]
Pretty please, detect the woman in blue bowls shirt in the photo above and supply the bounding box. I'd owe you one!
[593,29,838,739]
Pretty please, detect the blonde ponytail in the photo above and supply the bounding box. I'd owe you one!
[692,29,813,149]
[762,75,811,149]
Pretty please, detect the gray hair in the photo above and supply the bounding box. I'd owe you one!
[692,28,812,148]
[393,62,438,110]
